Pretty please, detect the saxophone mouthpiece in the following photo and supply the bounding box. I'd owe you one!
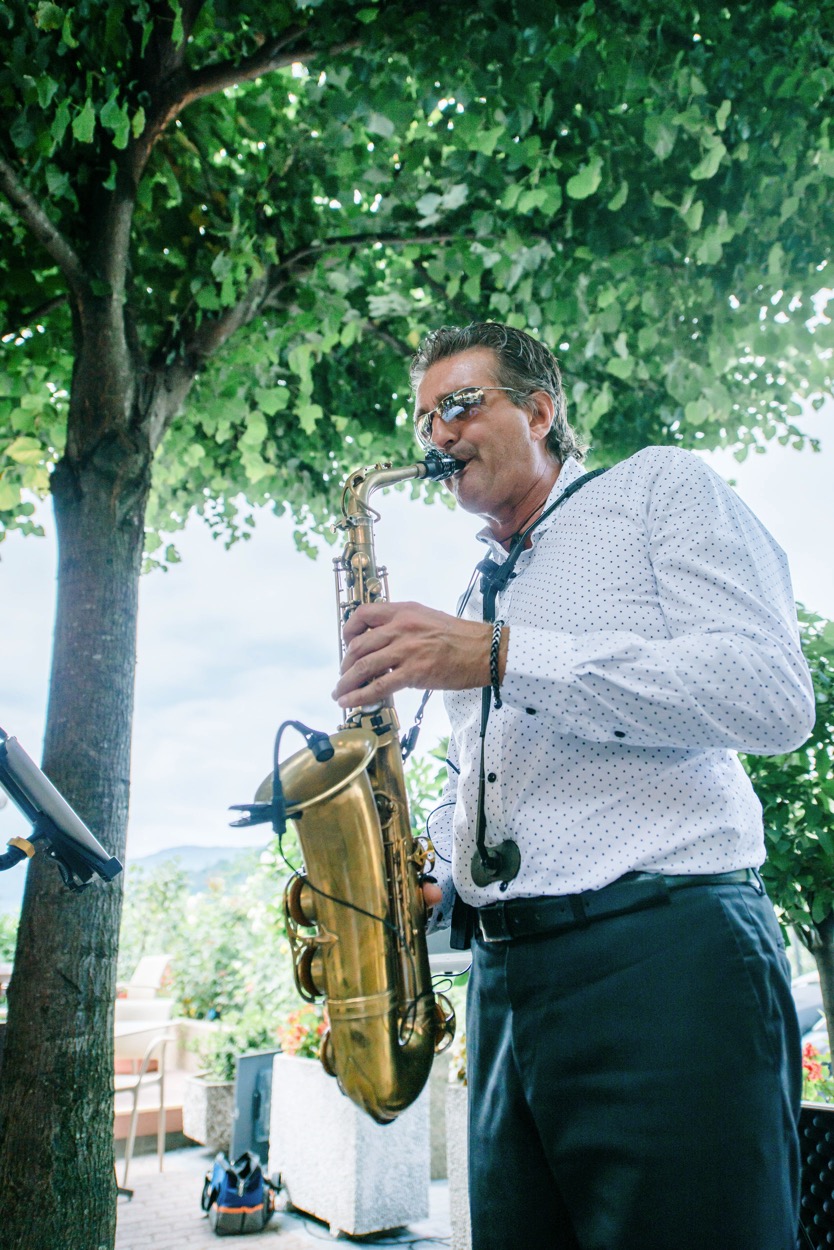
[421,449,465,481]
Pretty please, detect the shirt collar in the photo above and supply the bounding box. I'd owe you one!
[475,456,585,555]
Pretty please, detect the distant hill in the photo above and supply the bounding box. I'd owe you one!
[0,842,264,916]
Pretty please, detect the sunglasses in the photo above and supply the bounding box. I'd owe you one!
[413,386,526,449]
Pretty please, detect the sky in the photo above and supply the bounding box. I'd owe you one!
[0,402,831,876]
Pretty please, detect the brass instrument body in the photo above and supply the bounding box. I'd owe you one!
[269,459,456,1124]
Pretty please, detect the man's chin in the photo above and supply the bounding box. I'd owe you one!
[448,464,486,515]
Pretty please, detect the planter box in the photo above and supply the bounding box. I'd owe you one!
[182,1075,234,1153]
[446,1081,471,1250]
[429,1053,449,1180]
[269,1054,430,1237]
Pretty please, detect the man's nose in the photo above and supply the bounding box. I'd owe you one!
[430,416,459,452]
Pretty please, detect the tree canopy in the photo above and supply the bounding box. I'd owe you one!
[1,0,831,557]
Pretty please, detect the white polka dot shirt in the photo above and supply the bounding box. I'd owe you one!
[428,446,815,921]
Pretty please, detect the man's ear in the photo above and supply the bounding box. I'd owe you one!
[527,391,555,442]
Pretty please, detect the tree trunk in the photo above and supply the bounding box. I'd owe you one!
[0,421,152,1250]
[812,915,834,1061]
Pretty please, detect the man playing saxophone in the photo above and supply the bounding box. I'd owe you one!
[332,322,814,1250]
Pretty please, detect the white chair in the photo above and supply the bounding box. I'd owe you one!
[118,953,173,1000]
[114,1030,176,1188]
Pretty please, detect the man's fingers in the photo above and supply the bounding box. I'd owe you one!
[342,601,396,644]
[422,882,442,907]
[333,643,400,705]
[340,623,393,672]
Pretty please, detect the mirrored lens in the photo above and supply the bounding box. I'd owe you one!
[440,388,483,422]
[415,387,485,446]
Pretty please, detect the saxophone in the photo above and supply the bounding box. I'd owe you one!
[250,450,459,1124]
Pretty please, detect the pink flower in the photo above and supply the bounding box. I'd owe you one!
[803,1043,824,1084]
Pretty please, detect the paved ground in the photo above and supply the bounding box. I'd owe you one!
[116,1147,452,1249]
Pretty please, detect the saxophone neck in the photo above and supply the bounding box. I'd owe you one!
[341,450,462,519]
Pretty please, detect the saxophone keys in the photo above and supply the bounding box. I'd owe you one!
[297,944,326,999]
[286,874,316,927]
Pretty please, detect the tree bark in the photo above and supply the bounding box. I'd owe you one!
[811,915,834,1060]
[0,374,152,1248]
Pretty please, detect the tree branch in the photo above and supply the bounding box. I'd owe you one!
[363,320,412,356]
[2,295,68,340]
[0,152,87,295]
[149,226,464,444]
[131,30,361,180]
[269,231,461,279]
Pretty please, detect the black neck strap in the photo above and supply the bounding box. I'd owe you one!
[480,466,608,624]
[471,465,607,888]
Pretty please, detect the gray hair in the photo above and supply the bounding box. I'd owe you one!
[409,322,585,463]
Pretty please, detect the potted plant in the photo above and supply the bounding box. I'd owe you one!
[268,1004,432,1237]
[182,1005,278,1153]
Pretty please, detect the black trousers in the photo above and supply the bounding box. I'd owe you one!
[466,880,801,1250]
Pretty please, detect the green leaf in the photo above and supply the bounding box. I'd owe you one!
[36,76,59,109]
[818,149,834,178]
[607,182,628,212]
[34,2,63,30]
[254,387,289,416]
[517,188,548,213]
[606,355,634,379]
[100,94,130,149]
[566,155,603,200]
[0,477,22,510]
[170,0,185,46]
[5,437,44,465]
[50,98,71,144]
[716,100,731,132]
[681,199,704,231]
[72,99,96,144]
[366,112,395,139]
[297,403,323,434]
[644,115,678,161]
[239,413,267,446]
[684,398,711,426]
[471,125,505,157]
[691,140,727,181]
[61,11,78,48]
[131,107,146,139]
[696,231,724,265]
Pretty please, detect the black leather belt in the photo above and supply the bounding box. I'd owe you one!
[476,868,760,943]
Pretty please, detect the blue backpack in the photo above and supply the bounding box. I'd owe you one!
[201,1151,278,1236]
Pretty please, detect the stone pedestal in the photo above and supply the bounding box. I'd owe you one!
[429,1052,449,1180]
[269,1054,430,1237]
[182,1075,234,1154]
[446,1081,471,1250]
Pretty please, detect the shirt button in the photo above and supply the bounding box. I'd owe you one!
[526,707,537,715]
[487,772,497,783]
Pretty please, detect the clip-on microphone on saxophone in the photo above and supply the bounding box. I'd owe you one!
[229,719,335,837]
[0,727,123,891]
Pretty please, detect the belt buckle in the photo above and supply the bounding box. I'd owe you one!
[478,903,511,943]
